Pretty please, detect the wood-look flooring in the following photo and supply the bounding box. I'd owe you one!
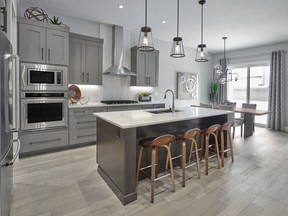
[10,127,288,216]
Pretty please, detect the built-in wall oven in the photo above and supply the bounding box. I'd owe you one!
[21,92,68,131]
[21,63,67,91]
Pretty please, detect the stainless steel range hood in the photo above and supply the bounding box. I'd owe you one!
[103,25,136,76]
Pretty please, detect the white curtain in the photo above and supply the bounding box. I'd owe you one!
[268,50,285,131]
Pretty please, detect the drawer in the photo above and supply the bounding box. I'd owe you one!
[20,129,68,153]
[69,115,96,130]
[153,103,165,109]
[69,128,96,145]
[142,104,154,109]
[90,107,107,114]
[69,108,90,116]
[107,105,142,112]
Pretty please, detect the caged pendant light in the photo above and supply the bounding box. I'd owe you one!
[195,0,209,62]
[170,0,185,58]
[137,0,154,52]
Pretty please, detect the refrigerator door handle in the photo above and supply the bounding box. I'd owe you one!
[4,54,20,131]
[0,139,21,167]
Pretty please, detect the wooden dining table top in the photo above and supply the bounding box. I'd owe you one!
[233,107,272,116]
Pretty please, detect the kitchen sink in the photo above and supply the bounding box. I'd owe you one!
[146,109,183,114]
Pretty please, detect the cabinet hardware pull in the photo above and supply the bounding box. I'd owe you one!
[48,49,50,61]
[41,48,44,60]
[30,138,61,145]
[77,121,95,124]
[74,110,86,113]
[87,73,89,82]
[77,134,95,138]
[82,72,85,82]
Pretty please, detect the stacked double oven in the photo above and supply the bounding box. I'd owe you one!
[20,63,68,153]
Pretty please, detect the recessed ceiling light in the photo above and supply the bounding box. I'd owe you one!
[161,20,166,24]
[118,5,124,9]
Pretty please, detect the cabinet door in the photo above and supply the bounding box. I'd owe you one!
[147,51,159,87]
[69,38,86,84]
[136,51,147,86]
[46,29,69,65]
[18,23,46,63]
[85,40,103,85]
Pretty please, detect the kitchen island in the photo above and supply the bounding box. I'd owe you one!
[94,107,232,205]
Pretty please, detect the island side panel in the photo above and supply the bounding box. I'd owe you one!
[97,118,137,205]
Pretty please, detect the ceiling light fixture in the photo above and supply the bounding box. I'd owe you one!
[161,20,166,24]
[137,0,154,52]
[195,0,208,62]
[214,37,238,84]
[118,5,124,9]
[170,0,185,58]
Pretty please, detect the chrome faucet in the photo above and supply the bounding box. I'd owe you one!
[164,89,175,112]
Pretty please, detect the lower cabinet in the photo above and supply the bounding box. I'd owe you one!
[69,107,107,145]
[20,128,69,154]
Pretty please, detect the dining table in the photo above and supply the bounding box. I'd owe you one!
[233,107,272,137]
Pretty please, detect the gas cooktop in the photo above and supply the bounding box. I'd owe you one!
[101,100,138,105]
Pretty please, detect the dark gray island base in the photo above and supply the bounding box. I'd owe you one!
[96,109,229,205]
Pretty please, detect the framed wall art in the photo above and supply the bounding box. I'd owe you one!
[177,72,198,99]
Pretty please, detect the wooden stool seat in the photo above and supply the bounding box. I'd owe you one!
[200,124,221,175]
[136,134,176,203]
[220,122,235,167]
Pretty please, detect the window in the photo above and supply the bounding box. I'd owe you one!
[227,63,270,126]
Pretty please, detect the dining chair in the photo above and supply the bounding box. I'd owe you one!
[218,104,243,138]
[235,103,257,133]
[200,103,213,109]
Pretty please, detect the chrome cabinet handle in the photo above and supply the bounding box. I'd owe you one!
[41,48,44,60]
[1,6,7,32]
[82,72,85,82]
[87,73,89,82]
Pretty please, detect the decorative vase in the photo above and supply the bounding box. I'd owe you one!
[210,94,218,103]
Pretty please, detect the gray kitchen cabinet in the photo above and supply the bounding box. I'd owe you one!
[20,128,69,154]
[18,17,69,65]
[69,33,103,85]
[69,107,107,145]
[130,46,159,87]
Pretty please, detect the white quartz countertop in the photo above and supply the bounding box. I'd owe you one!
[69,101,165,109]
[93,107,233,129]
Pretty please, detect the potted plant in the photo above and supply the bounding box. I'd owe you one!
[138,90,152,102]
[210,81,218,103]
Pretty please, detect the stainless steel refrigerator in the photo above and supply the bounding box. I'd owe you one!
[0,32,20,216]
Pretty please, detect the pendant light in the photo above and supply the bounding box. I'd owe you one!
[137,0,154,52]
[170,0,185,58]
[195,0,208,62]
[215,37,238,84]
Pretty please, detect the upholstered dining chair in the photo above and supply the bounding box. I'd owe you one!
[235,103,257,133]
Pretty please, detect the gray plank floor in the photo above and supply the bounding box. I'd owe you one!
[10,128,288,216]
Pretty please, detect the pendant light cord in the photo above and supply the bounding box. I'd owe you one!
[201,3,203,44]
[176,0,179,37]
[224,38,226,59]
[145,0,147,27]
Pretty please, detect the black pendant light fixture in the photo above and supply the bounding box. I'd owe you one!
[195,0,208,62]
[137,0,154,52]
[170,0,185,58]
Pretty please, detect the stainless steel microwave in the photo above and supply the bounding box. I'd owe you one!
[21,63,67,91]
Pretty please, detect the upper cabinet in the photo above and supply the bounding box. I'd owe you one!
[130,46,159,87]
[18,17,69,65]
[69,33,103,85]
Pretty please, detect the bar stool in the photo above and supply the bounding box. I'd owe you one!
[200,124,221,175]
[136,134,176,203]
[220,122,235,167]
[176,128,202,187]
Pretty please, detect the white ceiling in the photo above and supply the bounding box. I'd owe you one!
[19,0,288,53]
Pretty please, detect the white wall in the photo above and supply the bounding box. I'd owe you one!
[17,3,214,108]
[214,42,288,129]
